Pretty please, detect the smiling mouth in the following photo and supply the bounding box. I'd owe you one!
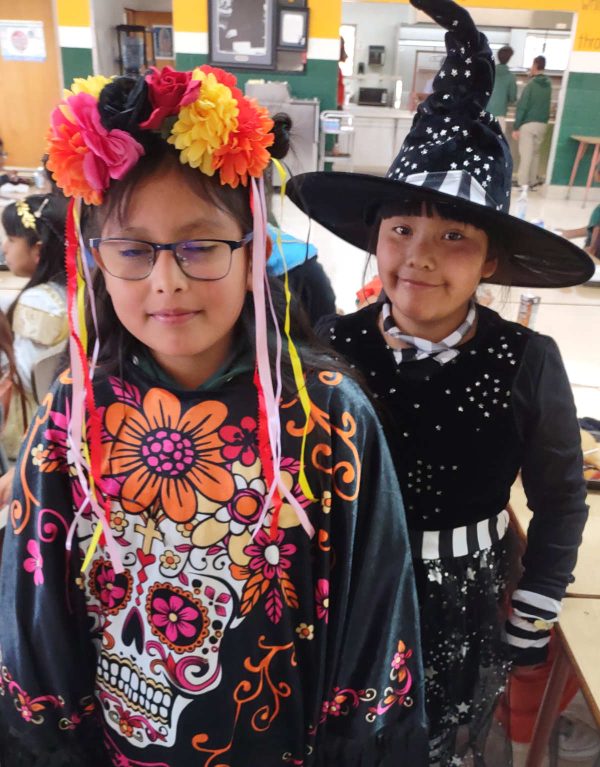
[98,652,173,724]
[399,278,441,288]
[149,310,200,323]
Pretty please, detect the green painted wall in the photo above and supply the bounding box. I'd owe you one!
[61,47,94,87]
[175,54,338,111]
[551,72,600,186]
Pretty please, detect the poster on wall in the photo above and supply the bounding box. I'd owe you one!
[152,25,173,59]
[0,20,46,62]
[208,0,276,69]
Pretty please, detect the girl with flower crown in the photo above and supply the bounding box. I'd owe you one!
[289,0,592,764]
[0,67,427,766]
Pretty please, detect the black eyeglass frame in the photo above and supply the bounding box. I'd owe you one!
[89,233,254,281]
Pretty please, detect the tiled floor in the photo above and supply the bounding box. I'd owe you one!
[275,189,600,419]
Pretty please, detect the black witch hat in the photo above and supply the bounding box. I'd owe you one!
[286,0,593,288]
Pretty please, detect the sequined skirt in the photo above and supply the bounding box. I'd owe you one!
[411,511,519,767]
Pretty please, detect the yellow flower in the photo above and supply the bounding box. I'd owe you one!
[168,70,239,176]
[65,75,113,100]
[176,521,195,538]
[109,511,129,534]
[295,623,314,641]
[321,491,332,515]
[160,550,181,570]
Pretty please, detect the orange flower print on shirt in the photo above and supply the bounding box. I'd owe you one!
[104,389,234,522]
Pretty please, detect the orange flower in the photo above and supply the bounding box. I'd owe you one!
[212,96,274,188]
[45,120,102,205]
[104,388,234,522]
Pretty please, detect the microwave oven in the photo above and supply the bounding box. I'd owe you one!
[357,87,388,106]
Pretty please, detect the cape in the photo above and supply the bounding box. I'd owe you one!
[0,361,427,766]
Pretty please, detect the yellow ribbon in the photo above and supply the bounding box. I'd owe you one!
[73,202,103,570]
[81,523,103,572]
[270,158,315,502]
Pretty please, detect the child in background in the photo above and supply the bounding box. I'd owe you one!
[288,0,593,763]
[0,194,68,460]
[0,68,426,766]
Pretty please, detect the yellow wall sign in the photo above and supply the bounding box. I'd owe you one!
[575,9,600,50]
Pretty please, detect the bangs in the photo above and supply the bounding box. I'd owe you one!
[379,198,482,228]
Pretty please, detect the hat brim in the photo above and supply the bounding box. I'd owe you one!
[286,172,594,289]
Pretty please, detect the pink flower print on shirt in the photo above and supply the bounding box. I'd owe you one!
[23,540,44,586]
[151,594,200,644]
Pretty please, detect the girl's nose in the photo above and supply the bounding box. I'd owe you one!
[406,234,435,270]
[150,249,188,293]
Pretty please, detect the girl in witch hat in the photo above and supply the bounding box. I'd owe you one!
[287,0,593,763]
[0,70,427,764]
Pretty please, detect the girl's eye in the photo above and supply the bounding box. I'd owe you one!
[392,225,411,236]
[180,241,215,254]
[443,231,464,241]
[119,246,151,258]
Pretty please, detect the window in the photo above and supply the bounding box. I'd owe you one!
[523,32,571,71]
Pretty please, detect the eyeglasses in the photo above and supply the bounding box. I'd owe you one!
[89,234,253,281]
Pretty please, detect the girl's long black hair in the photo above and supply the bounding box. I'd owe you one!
[2,193,69,325]
[80,117,353,395]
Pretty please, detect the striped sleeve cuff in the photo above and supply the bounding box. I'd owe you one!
[504,589,562,665]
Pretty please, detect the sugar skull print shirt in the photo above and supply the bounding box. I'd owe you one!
[0,361,427,766]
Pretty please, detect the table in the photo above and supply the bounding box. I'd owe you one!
[526,599,600,767]
[567,135,600,206]
[510,480,600,598]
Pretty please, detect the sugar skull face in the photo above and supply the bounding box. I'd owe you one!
[86,517,244,748]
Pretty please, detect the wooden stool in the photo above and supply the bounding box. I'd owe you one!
[526,599,600,767]
[567,135,600,207]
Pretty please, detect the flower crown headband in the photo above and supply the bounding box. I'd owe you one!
[46,66,275,205]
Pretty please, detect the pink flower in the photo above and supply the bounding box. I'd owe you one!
[96,563,126,609]
[67,93,144,188]
[151,594,199,643]
[23,540,44,586]
[245,528,296,581]
[315,579,330,623]
[140,67,200,130]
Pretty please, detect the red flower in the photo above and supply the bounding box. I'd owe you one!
[196,65,240,92]
[140,66,201,130]
[220,416,257,466]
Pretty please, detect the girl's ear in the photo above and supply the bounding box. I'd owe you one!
[482,256,498,280]
[32,241,42,267]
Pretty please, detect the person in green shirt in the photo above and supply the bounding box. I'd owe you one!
[487,46,517,133]
[512,55,552,191]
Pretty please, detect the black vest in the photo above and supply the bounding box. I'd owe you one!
[323,304,531,531]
